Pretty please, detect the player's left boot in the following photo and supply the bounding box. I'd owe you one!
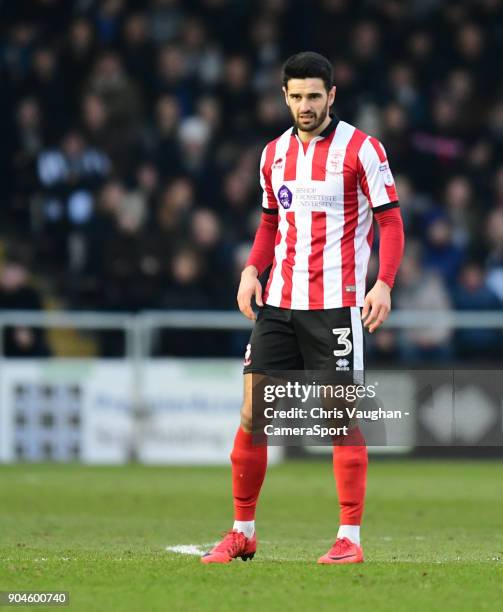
[317,537,364,564]
[200,529,256,564]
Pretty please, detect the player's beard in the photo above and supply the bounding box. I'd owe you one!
[292,101,329,133]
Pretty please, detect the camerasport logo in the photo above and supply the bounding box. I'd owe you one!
[243,343,252,366]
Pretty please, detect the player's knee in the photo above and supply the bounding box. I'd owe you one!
[240,399,253,433]
[240,375,254,433]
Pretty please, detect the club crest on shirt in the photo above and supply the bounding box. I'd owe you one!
[327,150,345,174]
[277,184,293,209]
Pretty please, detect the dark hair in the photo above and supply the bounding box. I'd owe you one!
[282,51,333,91]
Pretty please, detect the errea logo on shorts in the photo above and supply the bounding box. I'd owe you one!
[336,358,350,371]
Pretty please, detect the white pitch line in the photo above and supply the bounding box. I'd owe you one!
[165,543,292,562]
[166,544,215,556]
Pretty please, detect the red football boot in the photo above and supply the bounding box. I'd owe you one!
[317,537,364,564]
[200,529,257,564]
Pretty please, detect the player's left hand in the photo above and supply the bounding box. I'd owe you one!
[361,280,391,333]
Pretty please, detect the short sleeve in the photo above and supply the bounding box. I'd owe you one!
[357,137,398,209]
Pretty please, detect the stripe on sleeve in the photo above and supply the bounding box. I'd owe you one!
[368,137,398,203]
[341,129,367,307]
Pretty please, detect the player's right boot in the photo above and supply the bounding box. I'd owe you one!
[200,529,257,564]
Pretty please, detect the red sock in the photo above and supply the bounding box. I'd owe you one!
[230,426,267,521]
[332,427,368,525]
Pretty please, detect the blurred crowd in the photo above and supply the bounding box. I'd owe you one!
[1,0,503,360]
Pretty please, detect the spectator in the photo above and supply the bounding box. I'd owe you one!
[35,130,110,268]
[179,18,222,85]
[149,0,186,46]
[368,329,400,365]
[443,176,479,250]
[134,161,160,224]
[11,97,45,227]
[156,177,195,239]
[189,207,234,307]
[120,12,156,85]
[103,203,167,311]
[155,44,193,113]
[452,261,502,360]
[21,47,67,135]
[395,248,452,363]
[95,0,126,46]
[85,51,143,130]
[61,18,98,108]
[162,247,208,310]
[422,216,465,287]
[216,56,256,135]
[0,256,50,357]
[485,209,503,302]
[156,246,226,357]
[37,130,110,194]
[178,116,211,174]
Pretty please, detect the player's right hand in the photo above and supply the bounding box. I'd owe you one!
[237,266,263,321]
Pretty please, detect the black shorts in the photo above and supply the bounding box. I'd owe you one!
[242,304,365,375]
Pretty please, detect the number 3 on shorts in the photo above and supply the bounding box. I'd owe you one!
[332,327,352,357]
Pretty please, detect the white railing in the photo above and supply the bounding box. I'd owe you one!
[0,309,501,458]
[138,309,503,330]
[1,308,502,362]
[1,308,502,370]
[0,309,501,364]
[1,309,503,337]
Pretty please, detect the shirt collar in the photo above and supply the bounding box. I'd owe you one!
[292,114,339,138]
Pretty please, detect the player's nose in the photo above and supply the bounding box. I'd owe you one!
[299,99,313,114]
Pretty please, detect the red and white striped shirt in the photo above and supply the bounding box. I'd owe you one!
[259,116,399,309]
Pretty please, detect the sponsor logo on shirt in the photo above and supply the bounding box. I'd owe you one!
[379,161,394,186]
[277,184,293,209]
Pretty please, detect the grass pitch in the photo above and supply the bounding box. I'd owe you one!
[1,459,502,611]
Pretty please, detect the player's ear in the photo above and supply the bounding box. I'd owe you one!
[282,85,290,107]
[329,85,336,107]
